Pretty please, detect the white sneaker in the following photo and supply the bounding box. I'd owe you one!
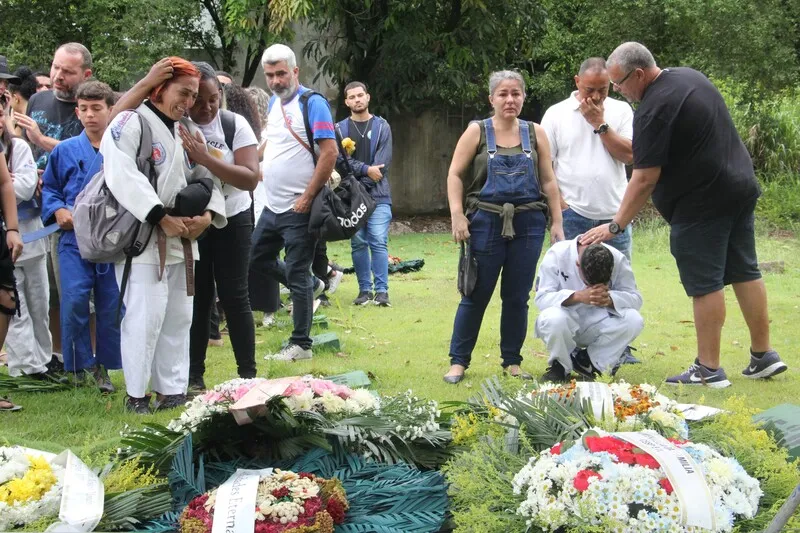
[264,343,313,361]
[313,278,325,299]
[262,313,276,328]
[327,270,344,294]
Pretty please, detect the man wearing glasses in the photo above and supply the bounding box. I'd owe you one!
[540,57,634,261]
[582,42,788,388]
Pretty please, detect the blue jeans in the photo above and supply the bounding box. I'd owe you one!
[351,203,392,293]
[58,237,121,372]
[562,208,632,261]
[449,209,546,369]
[250,208,318,349]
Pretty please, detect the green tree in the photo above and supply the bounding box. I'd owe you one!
[527,0,800,111]
[226,0,548,115]
[0,0,205,89]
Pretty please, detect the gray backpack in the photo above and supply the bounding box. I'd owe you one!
[73,110,158,264]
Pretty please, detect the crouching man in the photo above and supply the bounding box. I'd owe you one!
[534,239,643,382]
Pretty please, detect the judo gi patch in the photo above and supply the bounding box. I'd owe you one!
[111,111,135,141]
[151,142,166,165]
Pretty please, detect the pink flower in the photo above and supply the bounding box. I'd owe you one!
[283,381,311,397]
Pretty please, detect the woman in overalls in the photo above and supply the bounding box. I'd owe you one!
[444,70,564,384]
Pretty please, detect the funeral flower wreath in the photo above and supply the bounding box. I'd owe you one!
[180,469,348,533]
[0,447,64,531]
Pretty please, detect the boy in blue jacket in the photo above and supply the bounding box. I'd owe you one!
[41,80,121,391]
[336,82,393,307]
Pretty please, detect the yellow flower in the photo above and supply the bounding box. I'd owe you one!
[341,137,356,156]
[0,456,57,505]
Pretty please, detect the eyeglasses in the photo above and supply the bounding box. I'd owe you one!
[611,69,636,88]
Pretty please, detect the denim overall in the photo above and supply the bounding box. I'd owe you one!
[449,118,547,370]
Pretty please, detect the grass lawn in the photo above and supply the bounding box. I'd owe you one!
[1,223,798,460]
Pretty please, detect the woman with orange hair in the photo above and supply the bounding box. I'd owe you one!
[100,57,227,414]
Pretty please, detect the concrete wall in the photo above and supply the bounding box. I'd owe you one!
[385,108,471,215]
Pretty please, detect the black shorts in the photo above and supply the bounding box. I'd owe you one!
[0,226,18,315]
[669,198,761,297]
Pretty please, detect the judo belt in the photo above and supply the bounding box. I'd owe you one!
[467,198,548,239]
[22,223,60,244]
[156,228,195,296]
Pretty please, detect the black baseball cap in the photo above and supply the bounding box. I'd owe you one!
[0,56,21,83]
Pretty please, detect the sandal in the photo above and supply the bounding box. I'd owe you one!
[0,352,7,366]
[0,396,22,411]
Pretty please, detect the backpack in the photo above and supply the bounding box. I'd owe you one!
[72,110,159,322]
[220,109,236,152]
[73,110,158,264]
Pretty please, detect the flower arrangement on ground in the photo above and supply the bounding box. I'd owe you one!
[512,429,762,532]
[168,377,378,434]
[0,447,63,531]
[124,378,451,469]
[179,469,348,533]
[534,380,689,439]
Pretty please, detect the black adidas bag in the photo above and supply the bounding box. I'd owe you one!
[308,128,376,241]
[292,91,375,241]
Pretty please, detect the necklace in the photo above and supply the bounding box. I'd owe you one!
[352,117,372,139]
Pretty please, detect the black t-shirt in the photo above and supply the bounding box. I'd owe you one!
[26,90,84,169]
[633,67,760,223]
[349,118,372,164]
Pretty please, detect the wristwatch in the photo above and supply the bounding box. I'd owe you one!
[593,123,610,135]
[609,221,624,235]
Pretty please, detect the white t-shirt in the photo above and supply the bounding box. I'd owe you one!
[262,92,316,214]
[10,138,46,262]
[197,111,258,217]
[541,92,634,220]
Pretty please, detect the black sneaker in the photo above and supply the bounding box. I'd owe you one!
[665,359,731,388]
[47,354,65,373]
[611,346,641,376]
[318,293,331,307]
[188,375,206,394]
[125,395,151,415]
[353,291,374,306]
[570,348,600,381]
[154,394,187,411]
[374,292,391,307]
[541,360,569,383]
[742,350,788,379]
[91,366,115,393]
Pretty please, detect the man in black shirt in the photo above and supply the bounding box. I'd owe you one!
[582,42,787,388]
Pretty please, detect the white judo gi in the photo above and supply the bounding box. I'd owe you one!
[7,138,52,377]
[101,105,226,398]
[534,238,643,373]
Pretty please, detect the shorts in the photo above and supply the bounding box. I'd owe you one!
[669,198,761,297]
[0,226,19,316]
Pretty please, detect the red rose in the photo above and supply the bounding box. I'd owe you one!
[326,497,347,524]
[304,495,323,517]
[634,453,661,469]
[573,469,602,492]
[613,450,637,465]
[271,486,289,499]
[667,437,688,445]
[299,472,315,480]
[659,478,674,494]
[550,442,562,455]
